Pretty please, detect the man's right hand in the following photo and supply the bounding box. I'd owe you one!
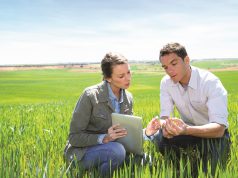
[162,126,174,139]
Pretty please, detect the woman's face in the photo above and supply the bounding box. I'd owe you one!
[106,63,131,92]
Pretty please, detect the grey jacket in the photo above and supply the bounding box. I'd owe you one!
[64,81,133,161]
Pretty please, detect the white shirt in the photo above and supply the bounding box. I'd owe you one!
[160,66,228,128]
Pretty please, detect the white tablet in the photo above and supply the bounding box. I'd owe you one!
[111,113,143,155]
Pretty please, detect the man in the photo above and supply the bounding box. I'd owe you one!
[145,42,231,176]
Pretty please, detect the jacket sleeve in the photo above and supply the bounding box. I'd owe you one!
[68,90,99,147]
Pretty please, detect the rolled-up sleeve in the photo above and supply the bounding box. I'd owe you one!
[206,79,229,128]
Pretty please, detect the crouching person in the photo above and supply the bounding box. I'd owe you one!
[145,42,231,177]
[64,52,132,177]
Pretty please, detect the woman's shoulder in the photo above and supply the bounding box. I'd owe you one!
[124,90,133,102]
[125,89,133,97]
[84,81,106,95]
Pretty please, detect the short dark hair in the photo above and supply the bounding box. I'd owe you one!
[101,52,128,79]
[159,42,187,60]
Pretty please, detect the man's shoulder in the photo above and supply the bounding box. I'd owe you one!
[191,66,226,94]
[192,66,219,82]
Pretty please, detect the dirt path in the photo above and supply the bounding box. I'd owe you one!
[0,65,238,72]
[0,64,100,71]
[208,66,238,72]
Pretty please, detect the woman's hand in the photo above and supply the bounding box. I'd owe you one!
[145,116,162,137]
[103,124,127,143]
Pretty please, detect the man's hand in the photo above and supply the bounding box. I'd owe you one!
[163,117,188,137]
[145,116,162,136]
[103,124,127,143]
[162,126,174,139]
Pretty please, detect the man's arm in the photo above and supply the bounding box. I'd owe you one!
[185,123,225,138]
[164,118,226,138]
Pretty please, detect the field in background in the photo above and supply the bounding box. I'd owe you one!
[1,58,238,73]
[190,59,238,70]
[0,60,238,177]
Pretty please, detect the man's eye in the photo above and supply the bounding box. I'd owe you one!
[172,63,177,66]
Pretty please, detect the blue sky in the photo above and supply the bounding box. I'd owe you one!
[0,0,238,65]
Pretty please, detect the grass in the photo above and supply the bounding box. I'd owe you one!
[0,62,238,177]
[190,59,238,69]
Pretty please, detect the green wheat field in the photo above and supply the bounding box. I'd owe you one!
[1,60,238,177]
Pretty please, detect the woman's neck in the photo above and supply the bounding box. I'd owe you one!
[109,84,121,100]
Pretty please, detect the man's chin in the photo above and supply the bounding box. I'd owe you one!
[171,78,179,83]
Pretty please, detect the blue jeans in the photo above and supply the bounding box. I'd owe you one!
[79,142,126,177]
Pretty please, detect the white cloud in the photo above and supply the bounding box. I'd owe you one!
[1,0,238,65]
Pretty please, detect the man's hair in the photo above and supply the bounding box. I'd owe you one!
[159,42,188,60]
[101,52,128,79]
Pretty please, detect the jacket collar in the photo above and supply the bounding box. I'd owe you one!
[97,80,131,114]
[97,80,110,102]
[120,91,131,114]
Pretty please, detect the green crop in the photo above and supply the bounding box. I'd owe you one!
[0,65,237,177]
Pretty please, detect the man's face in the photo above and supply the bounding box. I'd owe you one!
[160,53,190,84]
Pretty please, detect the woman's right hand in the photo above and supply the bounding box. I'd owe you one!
[103,124,127,144]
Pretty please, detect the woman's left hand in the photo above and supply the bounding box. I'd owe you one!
[145,117,161,137]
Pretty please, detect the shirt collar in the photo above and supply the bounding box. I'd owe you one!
[107,82,124,103]
[188,66,198,90]
[169,66,198,90]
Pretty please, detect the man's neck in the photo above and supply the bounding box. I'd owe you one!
[179,66,192,86]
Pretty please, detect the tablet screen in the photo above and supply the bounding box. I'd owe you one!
[111,113,143,155]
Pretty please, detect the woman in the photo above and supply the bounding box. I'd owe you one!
[64,52,133,176]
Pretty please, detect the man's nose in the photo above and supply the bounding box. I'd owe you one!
[167,67,174,75]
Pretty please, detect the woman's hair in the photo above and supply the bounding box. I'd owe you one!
[101,52,128,79]
[159,42,187,60]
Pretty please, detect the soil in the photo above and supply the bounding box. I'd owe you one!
[0,65,237,72]
[0,64,101,72]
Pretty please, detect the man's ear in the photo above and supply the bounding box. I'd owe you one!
[184,56,190,65]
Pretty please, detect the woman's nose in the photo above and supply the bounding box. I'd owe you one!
[126,73,131,81]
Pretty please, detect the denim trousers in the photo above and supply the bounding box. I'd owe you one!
[154,129,231,177]
[79,142,126,177]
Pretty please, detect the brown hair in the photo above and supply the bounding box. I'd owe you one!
[101,52,128,79]
[159,42,187,60]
